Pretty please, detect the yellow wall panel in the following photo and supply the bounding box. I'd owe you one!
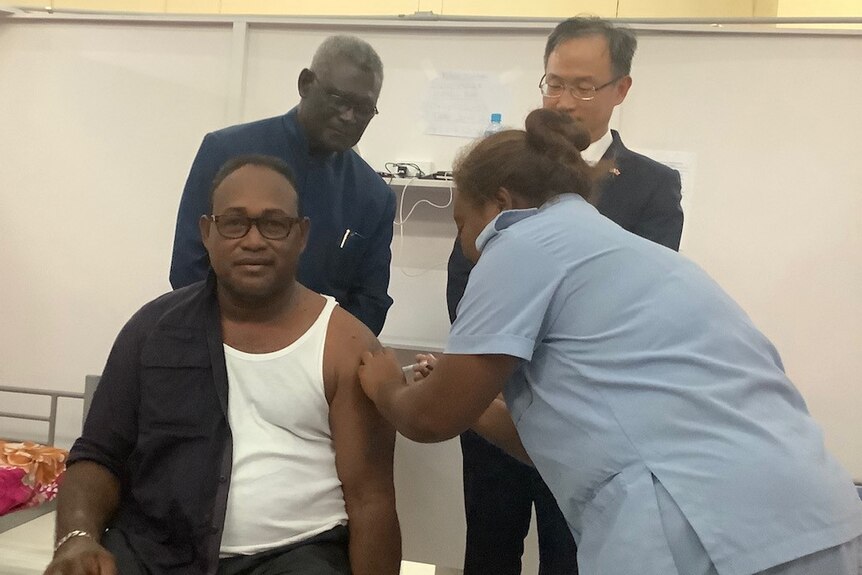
[218,0,419,16]
[753,0,780,17]
[777,0,862,17]
[438,0,617,18]
[417,0,443,13]
[166,0,220,13]
[618,0,754,18]
[52,0,165,11]
[10,1,52,7]
[22,0,862,18]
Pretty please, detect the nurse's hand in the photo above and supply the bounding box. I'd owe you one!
[359,348,404,405]
[409,353,437,382]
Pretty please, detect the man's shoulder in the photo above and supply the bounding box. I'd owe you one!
[610,131,678,179]
[322,303,379,397]
[327,304,378,354]
[622,149,677,179]
[208,114,289,150]
[125,281,212,335]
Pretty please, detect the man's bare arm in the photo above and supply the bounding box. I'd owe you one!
[43,460,120,575]
[327,311,401,575]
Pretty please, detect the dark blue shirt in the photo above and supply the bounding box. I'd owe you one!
[69,276,233,575]
[170,108,395,335]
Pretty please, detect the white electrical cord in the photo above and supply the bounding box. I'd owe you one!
[389,175,454,277]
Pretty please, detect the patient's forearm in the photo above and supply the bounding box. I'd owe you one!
[54,460,120,545]
[471,398,534,466]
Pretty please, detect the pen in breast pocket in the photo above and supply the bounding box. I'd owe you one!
[339,229,365,248]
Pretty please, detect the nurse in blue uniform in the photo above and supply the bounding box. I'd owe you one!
[358,108,862,575]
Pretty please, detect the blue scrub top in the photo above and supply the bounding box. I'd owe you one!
[447,194,862,575]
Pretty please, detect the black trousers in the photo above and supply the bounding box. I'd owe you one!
[103,525,350,575]
[461,430,578,575]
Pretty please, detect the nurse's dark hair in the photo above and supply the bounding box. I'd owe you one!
[453,108,605,207]
[209,154,299,212]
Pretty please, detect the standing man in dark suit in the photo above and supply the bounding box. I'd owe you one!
[170,35,395,335]
[447,17,683,575]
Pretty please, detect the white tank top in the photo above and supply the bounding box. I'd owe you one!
[219,296,347,555]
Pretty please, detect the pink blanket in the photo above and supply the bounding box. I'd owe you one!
[0,441,67,516]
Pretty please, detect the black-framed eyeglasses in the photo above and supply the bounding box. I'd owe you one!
[311,73,379,119]
[539,74,623,101]
[206,214,305,240]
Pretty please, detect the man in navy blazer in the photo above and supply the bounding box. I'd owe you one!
[594,130,682,250]
[170,35,395,335]
[447,17,683,575]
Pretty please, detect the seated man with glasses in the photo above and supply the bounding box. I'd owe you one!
[171,35,395,337]
[446,16,684,575]
[45,155,401,575]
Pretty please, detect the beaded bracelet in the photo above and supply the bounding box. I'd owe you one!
[54,530,95,552]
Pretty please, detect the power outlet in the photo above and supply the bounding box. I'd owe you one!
[395,160,435,177]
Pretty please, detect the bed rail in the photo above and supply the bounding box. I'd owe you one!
[0,385,85,446]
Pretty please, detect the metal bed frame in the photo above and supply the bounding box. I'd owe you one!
[0,376,98,533]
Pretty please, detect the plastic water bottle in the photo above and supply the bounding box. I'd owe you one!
[483,113,503,137]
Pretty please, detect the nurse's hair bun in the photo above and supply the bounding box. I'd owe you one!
[452,108,606,207]
[525,108,592,160]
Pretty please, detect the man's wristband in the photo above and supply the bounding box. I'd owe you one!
[54,530,95,552]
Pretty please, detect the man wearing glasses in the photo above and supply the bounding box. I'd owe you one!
[446,16,683,575]
[171,35,395,336]
[47,155,401,575]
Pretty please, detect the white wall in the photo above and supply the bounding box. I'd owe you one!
[0,20,234,441]
[1,15,860,572]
